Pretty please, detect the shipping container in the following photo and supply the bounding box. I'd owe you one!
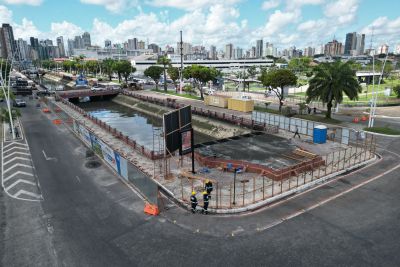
[227,98,254,112]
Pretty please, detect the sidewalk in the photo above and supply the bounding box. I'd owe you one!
[3,119,23,142]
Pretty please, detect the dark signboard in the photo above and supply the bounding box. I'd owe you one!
[163,105,192,155]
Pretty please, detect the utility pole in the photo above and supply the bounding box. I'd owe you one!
[179,30,184,94]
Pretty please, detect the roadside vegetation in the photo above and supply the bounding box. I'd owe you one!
[364,126,400,135]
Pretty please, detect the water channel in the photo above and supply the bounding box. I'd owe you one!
[39,77,214,149]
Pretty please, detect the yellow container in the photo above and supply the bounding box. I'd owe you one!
[204,95,229,108]
[227,98,254,112]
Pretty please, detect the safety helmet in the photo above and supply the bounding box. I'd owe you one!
[205,179,209,183]
[192,191,196,195]
[202,191,207,195]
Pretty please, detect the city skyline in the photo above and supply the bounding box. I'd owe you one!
[0,0,399,51]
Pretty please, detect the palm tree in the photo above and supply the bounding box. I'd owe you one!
[306,61,361,119]
[157,56,171,92]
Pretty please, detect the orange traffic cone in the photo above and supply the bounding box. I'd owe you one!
[144,203,160,216]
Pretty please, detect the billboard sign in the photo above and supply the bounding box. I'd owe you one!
[163,105,192,155]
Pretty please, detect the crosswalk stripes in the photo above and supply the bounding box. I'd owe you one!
[1,139,43,201]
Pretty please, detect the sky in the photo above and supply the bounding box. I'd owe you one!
[0,0,399,51]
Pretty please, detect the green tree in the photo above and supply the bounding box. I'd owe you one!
[113,60,134,83]
[183,65,218,100]
[157,56,171,91]
[306,61,361,119]
[167,66,180,91]
[393,85,400,98]
[102,59,115,81]
[144,66,164,90]
[288,57,312,73]
[0,59,11,81]
[260,69,297,112]
[86,60,98,76]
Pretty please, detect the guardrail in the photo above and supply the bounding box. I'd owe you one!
[56,89,121,99]
[122,90,279,134]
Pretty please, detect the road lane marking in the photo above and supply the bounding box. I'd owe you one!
[256,162,400,232]
[3,146,29,154]
[75,176,81,183]
[42,150,57,161]
[3,156,31,165]
[3,171,34,183]
[5,179,37,191]
[3,150,31,158]
[3,142,28,150]
[3,163,33,173]
[14,189,42,199]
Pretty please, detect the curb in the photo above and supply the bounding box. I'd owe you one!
[362,130,400,138]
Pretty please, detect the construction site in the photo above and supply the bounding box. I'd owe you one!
[41,90,377,214]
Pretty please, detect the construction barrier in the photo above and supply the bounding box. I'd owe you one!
[52,119,62,125]
[42,108,50,113]
[144,203,160,216]
[353,117,359,123]
[361,116,368,121]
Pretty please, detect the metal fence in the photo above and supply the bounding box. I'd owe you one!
[56,97,164,160]
[178,134,376,210]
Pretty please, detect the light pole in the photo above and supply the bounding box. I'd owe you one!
[232,168,237,205]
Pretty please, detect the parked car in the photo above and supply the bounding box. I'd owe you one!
[13,99,26,107]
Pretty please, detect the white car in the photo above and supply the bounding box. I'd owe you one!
[91,86,103,91]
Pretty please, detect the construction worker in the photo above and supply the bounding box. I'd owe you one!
[202,191,210,215]
[190,191,198,214]
[205,179,213,195]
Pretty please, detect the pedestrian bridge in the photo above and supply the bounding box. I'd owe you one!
[56,89,121,99]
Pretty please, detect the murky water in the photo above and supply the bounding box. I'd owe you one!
[77,101,213,149]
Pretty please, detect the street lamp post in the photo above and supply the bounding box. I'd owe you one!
[233,168,237,205]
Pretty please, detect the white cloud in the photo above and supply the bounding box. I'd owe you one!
[50,21,84,39]
[361,16,400,46]
[260,10,300,36]
[286,0,324,10]
[262,0,280,10]
[147,0,241,11]
[0,5,13,23]
[1,0,43,5]
[13,18,42,39]
[324,0,359,25]
[80,0,137,13]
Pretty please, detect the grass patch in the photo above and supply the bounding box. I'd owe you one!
[295,114,342,124]
[363,126,400,135]
[254,105,282,114]
[153,89,201,100]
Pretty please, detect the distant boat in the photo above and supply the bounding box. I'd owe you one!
[75,73,88,88]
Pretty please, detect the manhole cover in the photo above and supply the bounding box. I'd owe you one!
[85,160,101,168]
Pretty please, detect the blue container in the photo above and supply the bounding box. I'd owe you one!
[313,125,327,144]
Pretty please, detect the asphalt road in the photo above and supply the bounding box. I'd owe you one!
[1,96,399,266]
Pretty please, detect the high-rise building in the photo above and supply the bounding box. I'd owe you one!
[74,35,84,49]
[209,45,217,60]
[148,43,160,54]
[16,38,29,61]
[344,32,356,55]
[56,36,65,57]
[251,46,256,58]
[0,23,16,59]
[82,32,91,47]
[177,42,192,56]
[256,39,263,58]
[234,47,243,59]
[324,39,343,56]
[138,40,145,50]
[225,43,233,59]
[265,42,275,57]
[127,38,138,50]
[344,32,365,56]
[104,39,112,48]
[67,39,75,56]
[303,47,315,57]
[378,44,389,54]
